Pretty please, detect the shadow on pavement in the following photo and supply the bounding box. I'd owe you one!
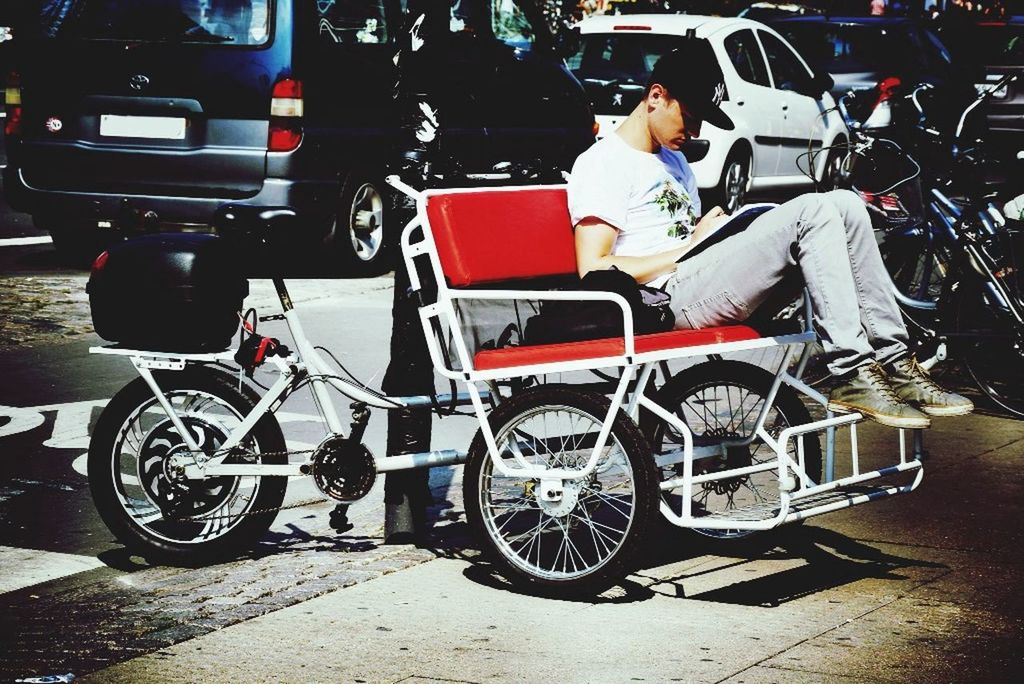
[639,524,947,607]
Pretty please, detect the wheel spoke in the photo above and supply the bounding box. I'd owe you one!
[475,395,645,583]
[108,388,270,547]
[653,371,819,539]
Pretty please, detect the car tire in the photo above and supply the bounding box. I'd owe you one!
[819,143,848,191]
[326,173,392,276]
[37,216,107,267]
[711,148,750,214]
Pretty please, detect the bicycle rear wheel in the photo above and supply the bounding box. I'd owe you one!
[89,368,288,564]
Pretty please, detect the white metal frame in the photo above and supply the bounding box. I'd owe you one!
[89,177,925,532]
[388,177,924,528]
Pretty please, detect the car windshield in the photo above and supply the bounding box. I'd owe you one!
[37,0,271,45]
[778,23,947,74]
[567,33,686,85]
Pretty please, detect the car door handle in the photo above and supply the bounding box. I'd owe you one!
[781,103,789,111]
[736,99,745,106]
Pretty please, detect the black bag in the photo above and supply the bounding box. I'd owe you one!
[523,267,674,345]
[88,233,248,352]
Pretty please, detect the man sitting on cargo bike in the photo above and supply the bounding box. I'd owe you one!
[569,41,973,427]
[84,39,967,599]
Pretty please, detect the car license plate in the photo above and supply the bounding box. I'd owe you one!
[100,115,187,140]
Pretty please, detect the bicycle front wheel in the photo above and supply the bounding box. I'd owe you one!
[463,385,658,595]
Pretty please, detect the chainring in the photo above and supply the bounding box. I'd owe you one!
[310,436,377,503]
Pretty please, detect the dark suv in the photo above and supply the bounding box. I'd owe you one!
[768,16,960,98]
[3,0,594,270]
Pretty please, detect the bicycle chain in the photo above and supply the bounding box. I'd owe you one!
[168,447,334,523]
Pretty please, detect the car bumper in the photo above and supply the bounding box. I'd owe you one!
[2,166,337,242]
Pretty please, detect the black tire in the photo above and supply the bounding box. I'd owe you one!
[878,226,950,306]
[326,173,392,276]
[955,282,1024,418]
[463,385,659,595]
[819,144,847,191]
[711,148,750,214]
[37,216,106,267]
[640,360,822,540]
[88,367,288,565]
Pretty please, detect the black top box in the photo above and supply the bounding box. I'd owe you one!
[87,233,248,352]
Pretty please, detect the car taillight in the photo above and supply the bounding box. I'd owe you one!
[875,76,902,104]
[5,70,22,137]
[592,120,600,137]
[268,78,303,152]
[863,76,901,130]
[91,250,110,276]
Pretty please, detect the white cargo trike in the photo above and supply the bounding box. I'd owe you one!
[87,177,925,594]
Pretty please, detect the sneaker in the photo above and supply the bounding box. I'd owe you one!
[887,356,975,417]
[828,362,931,429]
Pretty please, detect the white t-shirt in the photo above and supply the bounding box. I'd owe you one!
[567,133,701,285]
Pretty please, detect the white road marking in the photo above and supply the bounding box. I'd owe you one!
[0,235,53,247]
[42,400,107,450]
[0,405,46,438]
[0,545,105,595]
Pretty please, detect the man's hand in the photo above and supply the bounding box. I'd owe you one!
[692,205,729,243]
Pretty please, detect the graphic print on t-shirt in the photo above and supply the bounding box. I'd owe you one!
[653,181,698,239]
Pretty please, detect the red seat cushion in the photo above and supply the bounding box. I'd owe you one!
[473,326,762,371]
[426,187,577,287]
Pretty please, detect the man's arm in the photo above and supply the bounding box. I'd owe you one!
[575,208,731,282]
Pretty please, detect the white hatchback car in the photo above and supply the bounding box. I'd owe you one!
[568,14,848,212]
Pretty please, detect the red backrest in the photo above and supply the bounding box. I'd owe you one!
[424,187,577,287]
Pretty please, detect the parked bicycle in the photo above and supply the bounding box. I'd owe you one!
[835,74,1024,416]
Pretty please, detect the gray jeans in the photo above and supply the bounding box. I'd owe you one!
[663,190,908,376]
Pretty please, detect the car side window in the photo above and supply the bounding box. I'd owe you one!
[759,31,812,92]
[724,29,770,87]
[317,0,389,45]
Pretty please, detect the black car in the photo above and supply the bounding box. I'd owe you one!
[936,17,1024,161]
[767,15,961,98]
[3,0,595,270]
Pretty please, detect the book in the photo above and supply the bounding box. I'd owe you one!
[678,202,779,263]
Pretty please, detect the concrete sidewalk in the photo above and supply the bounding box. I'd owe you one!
[80,411,1024,684]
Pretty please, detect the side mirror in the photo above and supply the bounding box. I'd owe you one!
[553,25,581,60]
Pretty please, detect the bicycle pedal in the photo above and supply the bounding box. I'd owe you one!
[329,505,354,533]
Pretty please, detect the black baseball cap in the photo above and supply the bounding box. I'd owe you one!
[648,39,735,131]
